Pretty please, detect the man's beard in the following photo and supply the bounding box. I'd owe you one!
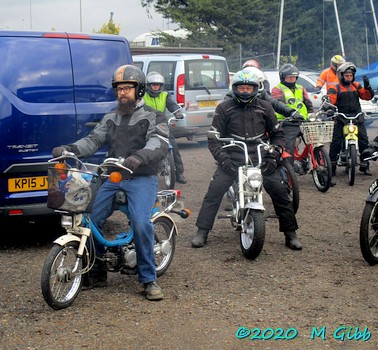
[116,100,135,116]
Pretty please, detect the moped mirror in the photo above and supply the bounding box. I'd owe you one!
[207,130,220,140]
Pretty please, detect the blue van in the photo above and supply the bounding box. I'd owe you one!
[0,31,132,221]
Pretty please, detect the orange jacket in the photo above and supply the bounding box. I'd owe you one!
[327,81,374,114]
[316,67,339,90]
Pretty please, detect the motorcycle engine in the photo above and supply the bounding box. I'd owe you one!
[123,247,137,268]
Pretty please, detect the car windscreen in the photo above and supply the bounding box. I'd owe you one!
[185,59,229,90]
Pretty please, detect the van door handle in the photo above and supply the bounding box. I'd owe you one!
[85,121,100,128]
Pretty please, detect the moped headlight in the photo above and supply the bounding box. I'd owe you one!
[247,172,263,189]
[61,214,74,228]
[348,124,357,133]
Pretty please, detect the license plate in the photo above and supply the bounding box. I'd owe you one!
[8,176,48,192]
[199,100,218,108]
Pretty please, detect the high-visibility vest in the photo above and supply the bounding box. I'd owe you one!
[143,91,168,112]
[275,83,308,120]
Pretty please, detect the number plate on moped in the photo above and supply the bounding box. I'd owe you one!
[368,179,378,195]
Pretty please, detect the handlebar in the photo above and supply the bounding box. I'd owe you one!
[49,153,133,174]
[207,130,272,166]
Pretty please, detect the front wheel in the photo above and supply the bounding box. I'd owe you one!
[277,158,300,214]
[359,202,378,265]
[161,150,176,189]
[312,146,332,192]
[41,242,84,310]
[240,210,265,260]
[153,216,177,276]
[347,143,357,186]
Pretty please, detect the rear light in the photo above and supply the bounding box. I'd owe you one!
[9,209,23,216]
[174,189,181,200]
[202,55,210,59]
[176,74,185,104]
[42,33,92,39]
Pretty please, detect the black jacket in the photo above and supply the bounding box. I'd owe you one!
[209,97,285,165]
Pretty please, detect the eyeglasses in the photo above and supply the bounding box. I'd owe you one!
[116,86,135,93]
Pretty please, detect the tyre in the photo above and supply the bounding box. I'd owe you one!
[41,242,84,310]
[153,216,177,276]
[161,149,176,189]
[312,146,332,192]
[359,202,378,265]
[239,210,265,260]
[346,143,356,186]
[278,158,300,214]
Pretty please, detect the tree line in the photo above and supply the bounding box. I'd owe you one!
[141,0,378,72]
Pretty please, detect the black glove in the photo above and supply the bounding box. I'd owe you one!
[262,149,280,176]
[220,157,238,176]
[123,155,142,172]
[322,95,330,102]
[289,111,304,122]
[362,75,371,89]
[52,146,67,158]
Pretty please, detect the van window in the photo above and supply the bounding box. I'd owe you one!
[186,59,228,89]
[146,61,177,91]
[0,37,74,103]
[70,40,130,102]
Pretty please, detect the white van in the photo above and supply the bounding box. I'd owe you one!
[133,54,230,140]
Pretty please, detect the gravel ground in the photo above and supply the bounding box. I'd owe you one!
[0,139,377,350]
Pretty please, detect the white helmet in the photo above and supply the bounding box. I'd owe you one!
[242,66,265,92]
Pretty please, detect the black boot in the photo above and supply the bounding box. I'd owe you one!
[82,259,107,290]
[191,228,209,248]
[330,162,337,187]
[176,174,187,184]
[284,231,302,250]
[359,161,372,176]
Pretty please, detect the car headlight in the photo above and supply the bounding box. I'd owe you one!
[247,172,263,189]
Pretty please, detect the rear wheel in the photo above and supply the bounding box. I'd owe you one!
[41,242,84,310]
[240,210,265,260]
[359,202,378,265]
[278,158,300,213]
[347,144,356,186]
[312,146,332,192]
[153,216,177,276]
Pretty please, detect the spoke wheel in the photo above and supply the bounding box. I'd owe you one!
[161,150,176,189]
[41,242,84,310]
[312,146,332,192]
[239,211,265,260]
[153,216,177,276]
[360,202,378,265]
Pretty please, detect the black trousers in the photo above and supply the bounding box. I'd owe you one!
[169,131,184,175]
[329,120,369,162]
[196,165,298,233]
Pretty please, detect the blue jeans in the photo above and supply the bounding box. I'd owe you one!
[90,176,158,284]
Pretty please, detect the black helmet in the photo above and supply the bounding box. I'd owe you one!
[112,64,146,99]
[279,63,299,83]
[146,71,165,97]
[337,62,356,85]
[231,68,260,104]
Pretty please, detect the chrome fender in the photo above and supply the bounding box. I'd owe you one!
[53,234,81,246]
[244,202,265,211]
[151,212,179,236]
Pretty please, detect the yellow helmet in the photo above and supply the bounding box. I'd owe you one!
[331,55,346,71]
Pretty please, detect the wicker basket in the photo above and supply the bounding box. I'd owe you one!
[300,121,335,144]
[47,167,100,213]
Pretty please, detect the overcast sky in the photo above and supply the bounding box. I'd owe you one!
[0,0,176,41]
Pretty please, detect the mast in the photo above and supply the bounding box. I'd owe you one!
[276,0,284,69]
[333,0,345,57]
